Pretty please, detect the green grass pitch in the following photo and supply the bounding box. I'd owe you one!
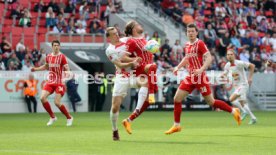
[0,111,275,155]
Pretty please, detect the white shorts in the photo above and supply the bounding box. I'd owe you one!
[112,74,139,98]
[233,85,248,101]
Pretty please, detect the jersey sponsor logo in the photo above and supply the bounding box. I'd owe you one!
[186,52,198,58]
[48,63,60,67]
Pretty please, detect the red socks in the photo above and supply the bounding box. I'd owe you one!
[147,64,157,94]
[43,101,55,118]
[59,104,72,119]
[213,100,232,113]
[174,102,182,123]
[128,101,150,121]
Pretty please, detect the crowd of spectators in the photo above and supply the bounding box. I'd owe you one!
[146,0,276,73]
[1,0,124,71]
[6,0,124,34]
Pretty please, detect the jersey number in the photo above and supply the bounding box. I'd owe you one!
[200,87,207,93]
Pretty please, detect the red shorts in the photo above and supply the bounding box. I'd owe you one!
[43,83,66,96]
[135,64,147,76]
[179,74,212,96]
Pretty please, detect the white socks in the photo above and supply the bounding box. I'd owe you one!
[135,87,148,111]
[232,100,246,113]
[243,103,257,120]
[110,111,119,131]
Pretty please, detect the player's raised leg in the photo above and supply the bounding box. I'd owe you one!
[144,63,158,104]
[122,76,149,134]
[40,90,57,126]
[54,93,73,126]
[204,94,241,125]
[165,88,189,135]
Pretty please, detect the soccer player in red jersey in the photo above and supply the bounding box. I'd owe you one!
[31,40,73,126]
[122,20,158,134]
[165,24,241,134]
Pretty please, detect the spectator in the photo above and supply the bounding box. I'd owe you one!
[66,77,82,113]
[171,39,183,56]
[161,0,175,16]
[23,74,38,113]
[216,20,228,38]
[258,18,269,33]
[204,23,217,49]
[103,2,116,26]
[31,47,40,66]
[38,48,46,67]
[76,23,86,34]
[271,33,276,51]
[34,0,47,12]
[67,19,77,34]
[172,3,182,23]
[0,37,12,53]
[250,47,262,71]
[215,2,227,18]
[10,5,21,18]
[7,53,21,70]
[239,49,250,62]
[241,32,253,47]
[65,0,75,13]
[218,32,232,57]
[182,11,194,26]
[185,3,194,15]
[22,60,32,71]
[19,10,31,27]
[0,55,6,70]
[16,38,25,52]
[22,53,33,66]
[160,39,171,57]
[79,1,89,16]
[16,47,26,62]
[151,31,161,45]
[144,32,150,41]
[237,23,246,37]
[114,0,124,13]
[47,0,59,13]
[52,23,64,33]
[76,15,87,28]
[55,13,67,27]
[45,7,56,27]
[215,85,231,105]
[90,22,101,34]
[256,10,266,23]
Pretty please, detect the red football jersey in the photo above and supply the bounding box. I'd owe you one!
[126,37,153,75]
[46,53,68,84]
[184,39,209,74]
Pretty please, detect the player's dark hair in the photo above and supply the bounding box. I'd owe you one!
[124,20,136,37]
[187,23,198,32]
[51,40,60,46]
[105,27,115,37]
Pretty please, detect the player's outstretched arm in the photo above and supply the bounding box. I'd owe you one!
[194,52,212,76]
[248,63,255,85]
[113,59,137,69]
[31,64,49,72]
[173,57,188,75]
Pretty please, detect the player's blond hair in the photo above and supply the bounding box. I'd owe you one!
[124,20,137,37]
[105,27,116,37]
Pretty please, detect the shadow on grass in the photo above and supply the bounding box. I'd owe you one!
[195,134,274,139]
[120,140,218,145]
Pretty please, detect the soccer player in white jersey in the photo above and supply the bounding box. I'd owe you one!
[222,49,257,124]
[105,27,149,140]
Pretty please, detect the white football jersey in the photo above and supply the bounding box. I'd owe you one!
[105,41,131,76]
[224,60,250,87]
